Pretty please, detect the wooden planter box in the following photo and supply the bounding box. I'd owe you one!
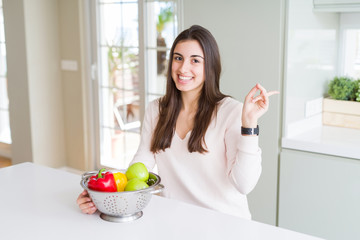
[323,98,360,130]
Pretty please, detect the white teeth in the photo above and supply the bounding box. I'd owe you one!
[179,75,192,80]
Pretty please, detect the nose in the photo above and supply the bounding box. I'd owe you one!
[179,60,190,74]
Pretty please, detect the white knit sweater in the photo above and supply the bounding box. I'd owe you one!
[131,97,262,219]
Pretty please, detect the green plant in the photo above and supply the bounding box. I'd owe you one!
[156,4,173,74]
[156,4,173,36]
[328,76,357,101]
[107,38,138,86]
[355,79,360,102]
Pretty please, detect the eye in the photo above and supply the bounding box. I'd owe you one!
[174,56,182,61]
[192,58,201,63]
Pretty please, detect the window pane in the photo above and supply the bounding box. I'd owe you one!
[145,0,178,99]
[0,43,6,76]
[0,4,4,42]
[0,110,10,144]
[98,0,141,169]
[0,77,8,109]
[100,87,140,129]
[99,87,140,169]
[100,127,140,169]
[101,87,140,128]
[122,3,138,47]
[146,48,168,95]
[0,0,10,144]
[99,3,122,46]
[100,46,139,89]
[145,1,177,48]
[99,2,138,47]
[0,1,6,77]
[99,86,140,169]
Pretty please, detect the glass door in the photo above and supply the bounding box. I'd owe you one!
[92,0,182,169]
[0,0,11,145]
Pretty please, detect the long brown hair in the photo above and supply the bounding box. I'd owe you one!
[151,25,227,153]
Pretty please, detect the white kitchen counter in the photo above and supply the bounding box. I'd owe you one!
[282,125,360,159]
[0,163,323,240]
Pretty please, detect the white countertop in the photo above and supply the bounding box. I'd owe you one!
[282,125,360,159]
[0,163,323,240]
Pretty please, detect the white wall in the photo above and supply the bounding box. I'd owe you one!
[283,0,339,135]
[183,0,284,225]
[4,0,66,167]
[3,0,33,164]
[58,0,89,171]
[24,0,66,167]
[3,0,98,171]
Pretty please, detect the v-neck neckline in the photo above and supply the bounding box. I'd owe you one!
[175,130,192,141]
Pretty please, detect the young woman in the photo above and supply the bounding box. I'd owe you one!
[77,25,278,219]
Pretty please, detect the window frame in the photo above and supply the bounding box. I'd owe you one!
[88,0,183,170]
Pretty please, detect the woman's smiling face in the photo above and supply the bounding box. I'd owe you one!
[171,40,205,96]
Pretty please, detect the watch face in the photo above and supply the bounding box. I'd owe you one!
[241,126,259,135]
[243,128,253,135]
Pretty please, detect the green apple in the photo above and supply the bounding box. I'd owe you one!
[126,162,149,182]
[124,178,149,191]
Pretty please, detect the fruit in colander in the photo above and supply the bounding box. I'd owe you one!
[81,170,164,222]
[113,172,127,192]
[125,178,149,191]
[125,162,149,182]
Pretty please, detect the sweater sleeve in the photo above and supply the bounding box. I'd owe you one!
[130,100,158,171]
[224,101,262,195]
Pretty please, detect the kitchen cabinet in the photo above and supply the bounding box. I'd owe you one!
[314,0,360,12]
[278,149,360,240]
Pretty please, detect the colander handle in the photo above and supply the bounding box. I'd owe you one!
[149,183,164,195]
[81,171,98,180]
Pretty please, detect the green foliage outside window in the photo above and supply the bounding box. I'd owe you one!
[156,4,173,37]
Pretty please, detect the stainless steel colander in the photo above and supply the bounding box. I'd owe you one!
[80,170,164,222]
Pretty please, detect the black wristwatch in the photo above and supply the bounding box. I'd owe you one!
[241,125,259,135]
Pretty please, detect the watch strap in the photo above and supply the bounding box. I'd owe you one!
[241,125,259,135]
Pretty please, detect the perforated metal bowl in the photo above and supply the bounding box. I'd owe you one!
[80,170,164,222]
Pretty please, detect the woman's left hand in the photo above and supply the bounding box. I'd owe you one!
[242,83,279,128]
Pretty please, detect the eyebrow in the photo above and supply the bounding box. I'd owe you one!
[174,52,204,59]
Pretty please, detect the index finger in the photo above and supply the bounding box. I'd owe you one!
[267,91,280,97]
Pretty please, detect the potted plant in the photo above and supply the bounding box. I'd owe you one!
[323,76,360,129]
